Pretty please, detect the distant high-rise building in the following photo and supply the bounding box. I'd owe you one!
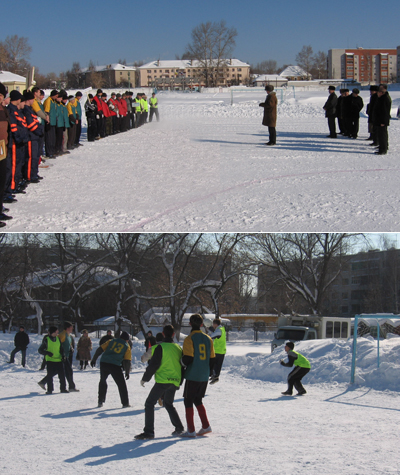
[328,48,397,84]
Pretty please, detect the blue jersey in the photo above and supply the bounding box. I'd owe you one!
[183,330,215,382]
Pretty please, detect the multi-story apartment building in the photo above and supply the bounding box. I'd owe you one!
[81,63,137,88]
[328,48,397,84]
[257,249,400,318]
[138,59,250,89]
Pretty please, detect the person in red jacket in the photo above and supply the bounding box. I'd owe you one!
[117,93,128,132]
[101,93,112,136]
[107,92,119,134]
[93,89,105,138]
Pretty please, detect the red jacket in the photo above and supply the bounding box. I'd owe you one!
[94,95,104,115]
[102,99,111,117]
[117,99,127,116]
[107,98,118,117]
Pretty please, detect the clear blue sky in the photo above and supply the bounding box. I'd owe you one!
[3,0,400,74]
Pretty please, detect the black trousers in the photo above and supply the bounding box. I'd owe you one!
[143,382,183,436]
[287,366,310,394]
[268,126,276,144]
[87,117,97,141]
[9,346,27,366]
[377,126,388,153]
[63,358,76,389]
[212,353,225,378]
[75,119,82,144]
[45,124,56,157]
[39,361,67,392]
[98,362,129,405]
[327,116,336,137]
[0,158,6,210]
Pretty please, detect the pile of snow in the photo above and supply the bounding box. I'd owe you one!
[225,336,400,391]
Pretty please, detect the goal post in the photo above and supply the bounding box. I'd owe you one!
[350,313,400,384]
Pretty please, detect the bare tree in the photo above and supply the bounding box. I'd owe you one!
[295,45,314,79]
[0,35,32,73]
[66,62,83,89]
[310,51,327,79]
[250,233,359,315]
[251,60,278,75]
[186,20,238,87]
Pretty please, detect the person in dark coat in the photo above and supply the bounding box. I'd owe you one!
[336,89,349,135]
[259,85,278,146]
[99,330,113,346]
[373,84,392,155]
[323,86,338,138]
[145,330,157,351]
[8,325,30,367]
[85,94,98,142]
[366,85,379,143]
[347,88,364,139]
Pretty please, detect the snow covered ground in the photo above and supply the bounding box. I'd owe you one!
[1,332,399,474]
[4,87,400,231]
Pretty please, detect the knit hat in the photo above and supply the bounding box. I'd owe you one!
[10,90,23,101]
[0,82,8,97]
[48,326,58,334]
[75,91,82,97]
[328,86,336,91]
[265,85,274,92]
[370,85,379,91]
[23,91,34,101]
[352,88,360,94]
[50,90,58,97]
[120,331,130,341]
[285,341,295,350]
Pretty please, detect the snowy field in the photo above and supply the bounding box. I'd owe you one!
[1,332,399,475]
[4,87,400,232]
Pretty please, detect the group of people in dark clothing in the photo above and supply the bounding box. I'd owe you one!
[323,83,392,155]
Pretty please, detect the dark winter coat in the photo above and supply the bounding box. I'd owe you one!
[260,92,278,127]
[323,92,338,118]
[373,92,392,126]
[348,94,364,119]
[366,93,378,124]
[99,334,114,346]
[14,331,30,349]
[76,335,92,361]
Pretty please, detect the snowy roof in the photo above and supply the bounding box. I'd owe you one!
[0,70,26,83]
[81,63,136,73]
[279,65,309,77]
[4,264,123,292]
[139,59,250,69]
[93,315,132,325]
[253,74,288,81]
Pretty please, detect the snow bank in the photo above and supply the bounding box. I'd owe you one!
[224,337,400,391]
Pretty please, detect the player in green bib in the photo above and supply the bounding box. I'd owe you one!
[37,326,68,394]
[280,341,311,396]
[135,325,184,440]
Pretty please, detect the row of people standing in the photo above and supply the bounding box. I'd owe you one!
[85,89,159,142]
[323,84,392,155]
[0,84,84,228]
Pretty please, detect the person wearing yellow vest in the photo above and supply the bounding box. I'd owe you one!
[37,326,68,394]
[135,325,184,440]
[149,93,159,122]
[280,341,311,396]
[209,318,226,385]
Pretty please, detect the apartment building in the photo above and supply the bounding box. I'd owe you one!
[138,59,250,89]
[328,48,397,84]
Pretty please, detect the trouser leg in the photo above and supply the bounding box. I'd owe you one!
[9,347,19,363]
[99,363,111,403]
[110,365,129,405]
[64,358,75,389]
[213,353,225,377]
[163,385,183,431]
[21,348,26,367]
[144,383,165,435]
[269,126,276,144]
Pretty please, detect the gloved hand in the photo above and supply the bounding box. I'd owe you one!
[280,360,285,366]
[125,373,130,380]
[140,380,145,387]
[45,351,53,357]
[90,360,96,368]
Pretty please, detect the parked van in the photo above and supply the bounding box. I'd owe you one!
[271,315,351,351]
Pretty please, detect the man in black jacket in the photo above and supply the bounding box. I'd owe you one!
[347,88,364,139]
[8,326,30,367]
[373,84,392,155]
[366,85,379,143]
[323,86,338,138]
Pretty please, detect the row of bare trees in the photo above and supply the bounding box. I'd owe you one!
[0,233,373,338]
